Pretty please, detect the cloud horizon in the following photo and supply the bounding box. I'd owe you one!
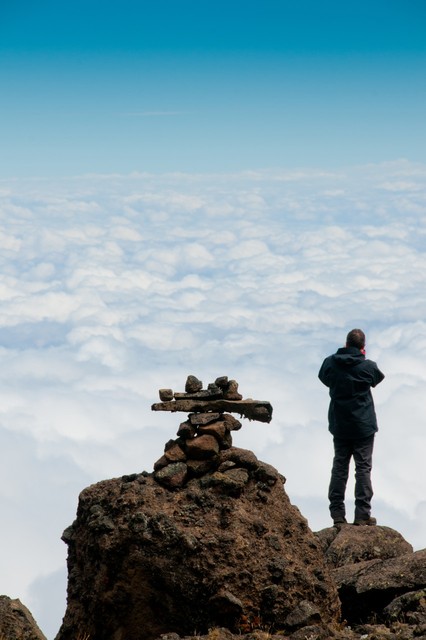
[1,159,425,637]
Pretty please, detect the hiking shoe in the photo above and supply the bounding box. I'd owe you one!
[353,517,377,526]
[333,517,347,526]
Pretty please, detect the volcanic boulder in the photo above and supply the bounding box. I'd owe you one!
[56,450,341,640]
[317,522,426,633]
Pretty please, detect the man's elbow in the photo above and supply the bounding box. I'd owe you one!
[318,373,329,387]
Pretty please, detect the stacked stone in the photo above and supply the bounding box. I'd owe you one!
[158,374,243,403]
[153,375,245,489]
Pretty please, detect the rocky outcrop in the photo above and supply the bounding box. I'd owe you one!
[54,376,426,640]
[0,596,46,640]
[316,523,413,568]
[154,525,426,640]
[56,456,341,640]
[56,377,341,640]
[317,524,426,637]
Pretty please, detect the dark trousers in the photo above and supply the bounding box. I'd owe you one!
[328,434,375,521]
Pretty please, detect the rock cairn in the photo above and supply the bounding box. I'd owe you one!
[151,375,273,489]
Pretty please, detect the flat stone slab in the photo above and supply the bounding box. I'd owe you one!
[174,390,223,400]
[151,398,273,423]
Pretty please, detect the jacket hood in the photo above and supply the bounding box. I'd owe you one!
[332,346,365,368]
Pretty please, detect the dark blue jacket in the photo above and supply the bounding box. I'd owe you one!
[318,347,385,439]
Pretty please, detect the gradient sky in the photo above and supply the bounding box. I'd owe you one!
[1,3,426,639]
[1,0,426,176]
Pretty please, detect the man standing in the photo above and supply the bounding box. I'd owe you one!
[318,328,385,526]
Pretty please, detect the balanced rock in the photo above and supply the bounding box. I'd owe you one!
[153,375,272,423]
[159,388,174,401]
[185,375,203,393]
[153,376,272,488]
[223,379,243,400]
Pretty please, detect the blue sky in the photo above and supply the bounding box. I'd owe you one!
[1,2,426,639]
[1,0,426,176]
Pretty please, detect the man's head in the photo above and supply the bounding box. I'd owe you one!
[346,328,366,351]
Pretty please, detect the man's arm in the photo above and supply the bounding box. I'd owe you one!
[369,361,385,387]
[318,358,331,387]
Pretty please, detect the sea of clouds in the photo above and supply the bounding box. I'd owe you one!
[1,159,426,638]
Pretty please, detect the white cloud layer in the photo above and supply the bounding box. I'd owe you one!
[1,159,426,637]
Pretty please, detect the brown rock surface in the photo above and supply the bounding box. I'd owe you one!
[185,375,203,393]
[164,441,187,462]
[159,388,174,401]
[223,379,243,400]
[189,412,221,425]
[53,376,426,640]
[316,523,413,568]
[0,596,46,640]
[335,548,426,624]
[316,523,426,633]
[152,398,273,422]
[383,589,426,626]
[185,433,220,459]
[56,451,341,640]
[198,422,228,440]
[153,461,188,488]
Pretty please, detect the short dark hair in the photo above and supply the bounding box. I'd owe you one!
[346,328,365,350]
